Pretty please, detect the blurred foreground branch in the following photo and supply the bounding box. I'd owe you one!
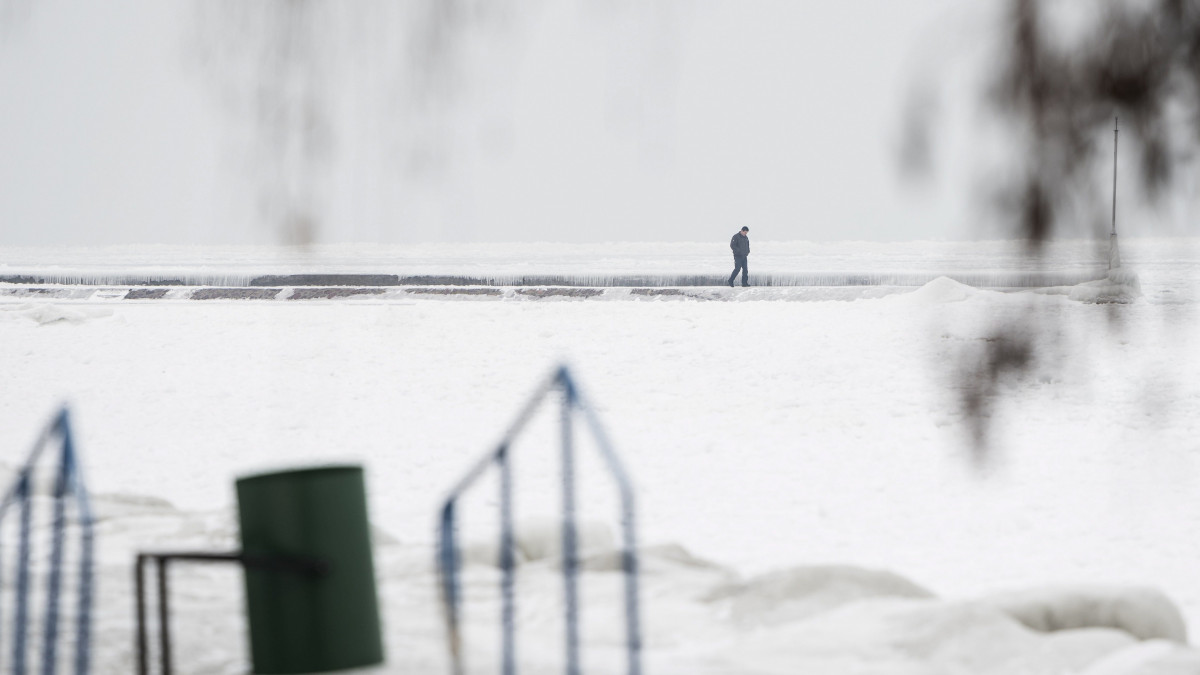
[993,0,1200,243]
[930,0,1200,465]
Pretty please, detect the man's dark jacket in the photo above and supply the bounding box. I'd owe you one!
[730,233,750,257]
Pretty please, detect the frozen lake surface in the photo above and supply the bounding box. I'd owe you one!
[1,238,1198,673]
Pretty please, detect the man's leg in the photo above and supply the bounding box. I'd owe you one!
[728,258,739,287]
[740,257,749,286]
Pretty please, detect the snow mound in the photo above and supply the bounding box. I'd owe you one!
[1037,268,1143,304]
[1081,639,1200,675]
[904,276,981,304]
[91,491,178,520]
[980,585,1187,642]
[6,303,114,325]
[722,598,1135,675]
[519,517,615,563]
[1068,268,1142,303]
[582,542,729,574]
[706,565,935,627]
[460,517,616,567]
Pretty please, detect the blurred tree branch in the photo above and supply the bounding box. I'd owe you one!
[931,0,1200,466]
[993,0,1200,244]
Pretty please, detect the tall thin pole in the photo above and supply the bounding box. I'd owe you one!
[135,556,149,675]
[498,446,516,675]
[158,558,172,675]
[1112,116,1119,237]
[561,386,581,675]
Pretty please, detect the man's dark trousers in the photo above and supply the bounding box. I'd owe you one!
[729,255,749,287]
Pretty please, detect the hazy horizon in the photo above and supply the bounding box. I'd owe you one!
[1,1,1194,247]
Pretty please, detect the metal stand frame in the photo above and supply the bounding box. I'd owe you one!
[134,552,328,675]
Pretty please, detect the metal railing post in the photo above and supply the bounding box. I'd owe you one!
[157,558,172,675]
[560,378,581,675]
[0,408,98,675]
[498,446,516,675]
[14,472,33,675]
[136,555,150,675]
[42,444,75,675]
[436,366,643,675]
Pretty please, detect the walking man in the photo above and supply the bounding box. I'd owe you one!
[728,226,750,287]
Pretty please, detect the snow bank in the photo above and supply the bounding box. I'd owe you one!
[21,493,1200,674]
[1035,267,1144,304]
[1066,269,1142,304]
[713,597,1135,675]
[445,524,1199,673]
[582,542,729,575]
[706,564,935,627]
[900,276,983,303]
[460,517,617,567]
[1082,639,1200,675]
[898,265,1143,306]
[980,586,1188,642]
[1,303,113,325]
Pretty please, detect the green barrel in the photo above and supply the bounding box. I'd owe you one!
[236,466,384,674]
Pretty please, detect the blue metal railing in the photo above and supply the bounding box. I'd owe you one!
[0,407,95,675]
[437,367,643,675]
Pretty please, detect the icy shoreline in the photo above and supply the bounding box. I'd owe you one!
[3,237,1192,301]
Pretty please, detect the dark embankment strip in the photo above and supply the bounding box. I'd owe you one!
[405,287,503,296]
[125,289,171,300]
[193,288,282,300]
[515,288,605,297]
[289,288,387,300]
[250,274,400,287]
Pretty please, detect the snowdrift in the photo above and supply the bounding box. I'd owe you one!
[63,496,1200,673]
[1036,267,1143,304]
[440,521,1200,674]
[982,586,1187,642]
[900,275,984,303]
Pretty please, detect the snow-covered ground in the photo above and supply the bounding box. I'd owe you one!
[1,238,1198,673]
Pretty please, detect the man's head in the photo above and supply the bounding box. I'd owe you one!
[740,226,749,234]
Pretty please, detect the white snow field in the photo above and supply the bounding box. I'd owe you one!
[1,238,1199,673]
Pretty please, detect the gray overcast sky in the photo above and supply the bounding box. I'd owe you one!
[0,0,1123,246]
